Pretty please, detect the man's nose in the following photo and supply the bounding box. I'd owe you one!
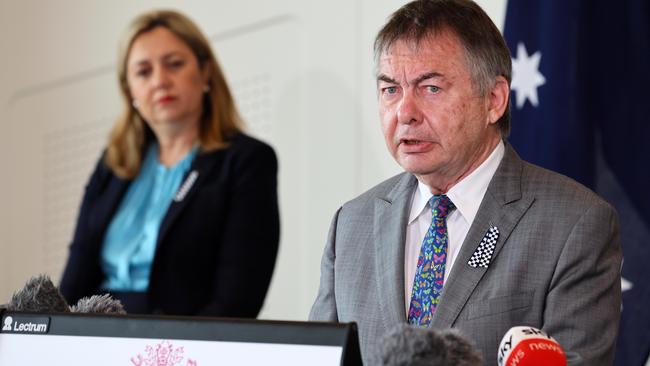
[396,91,421,125]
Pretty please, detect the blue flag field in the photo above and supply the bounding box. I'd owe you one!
[504,1,650,365]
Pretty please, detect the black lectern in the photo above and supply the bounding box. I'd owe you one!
[0,310,361,365]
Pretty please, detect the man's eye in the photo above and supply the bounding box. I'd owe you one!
[426,85,440,93]
[384,86,398,94]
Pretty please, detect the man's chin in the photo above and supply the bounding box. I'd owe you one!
[397,157,441,176]
[402,167,442,179]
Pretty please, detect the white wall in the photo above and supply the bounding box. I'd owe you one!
[0,0,506,320]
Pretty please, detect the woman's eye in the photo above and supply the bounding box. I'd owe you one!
[168,59,185,68]
[135,69,151,77]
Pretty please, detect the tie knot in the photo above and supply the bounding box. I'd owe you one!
[429,195,455,219]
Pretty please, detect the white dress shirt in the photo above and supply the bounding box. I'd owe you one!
[404,141,505,314]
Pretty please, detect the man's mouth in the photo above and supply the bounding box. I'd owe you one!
[398,138,434,153]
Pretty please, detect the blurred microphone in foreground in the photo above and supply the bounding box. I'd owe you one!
[4,275,125,314]
[498,326,567,366]
[379,324,482,366]
[71,294,126,314]
[6,274,69,313]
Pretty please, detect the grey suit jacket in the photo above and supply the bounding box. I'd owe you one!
[310,143,621,366]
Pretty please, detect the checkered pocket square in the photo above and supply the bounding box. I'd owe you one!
[467,226,499,268]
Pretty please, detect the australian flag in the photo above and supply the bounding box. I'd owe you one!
[504,1,650,365]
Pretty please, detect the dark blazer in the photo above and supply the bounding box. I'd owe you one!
[60,133,280,317]
[310,143,621,366]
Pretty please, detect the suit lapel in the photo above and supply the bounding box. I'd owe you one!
[374,173,418,326]
[157,149,224,243]
[88,174,130,237]
[432,143,534,328]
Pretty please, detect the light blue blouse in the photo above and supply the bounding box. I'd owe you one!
[100,143,198,291]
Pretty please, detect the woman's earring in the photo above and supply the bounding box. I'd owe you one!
[132,99,139,109]
[203,84,211,93]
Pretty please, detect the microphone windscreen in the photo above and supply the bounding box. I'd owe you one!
[497,326,567,366]
[71,294,126,315]
[379,324,482,366]
[7,275,70,313]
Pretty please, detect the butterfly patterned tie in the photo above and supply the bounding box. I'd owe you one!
[408,194,455,327]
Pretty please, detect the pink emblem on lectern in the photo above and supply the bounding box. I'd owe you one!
[130,340,198,366]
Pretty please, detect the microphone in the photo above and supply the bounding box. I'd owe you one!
[71,294,126,314]
[379,324,482,366]
[6,275,70,313]
[497,326,567,366]
[5,275,126,315]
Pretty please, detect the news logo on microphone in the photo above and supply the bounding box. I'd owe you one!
[498,326,567,366]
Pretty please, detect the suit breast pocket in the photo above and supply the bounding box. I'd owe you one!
[463,291,534,320]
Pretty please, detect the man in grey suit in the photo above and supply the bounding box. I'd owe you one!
[309,1,622,365]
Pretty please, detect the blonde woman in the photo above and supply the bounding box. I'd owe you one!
[60,10,279,316]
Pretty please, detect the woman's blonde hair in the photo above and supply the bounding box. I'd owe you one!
[106,9,243,178]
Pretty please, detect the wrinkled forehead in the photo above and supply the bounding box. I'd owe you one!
[376,30,469,74]
[375,26,461,59]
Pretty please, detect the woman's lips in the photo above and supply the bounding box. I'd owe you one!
[157,96,176,105]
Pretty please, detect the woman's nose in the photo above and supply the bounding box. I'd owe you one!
[151,67,171,89]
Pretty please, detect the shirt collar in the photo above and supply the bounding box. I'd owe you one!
[408,140,505,225]
[150,142,199,173]
[408,180,434,224]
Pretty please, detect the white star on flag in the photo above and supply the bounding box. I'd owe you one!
[620,277,632,311]
[622,277,633,292]
[511,42,546,109]
[621,258,632,311]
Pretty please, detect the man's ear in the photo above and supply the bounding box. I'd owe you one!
[487,76,509,125]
